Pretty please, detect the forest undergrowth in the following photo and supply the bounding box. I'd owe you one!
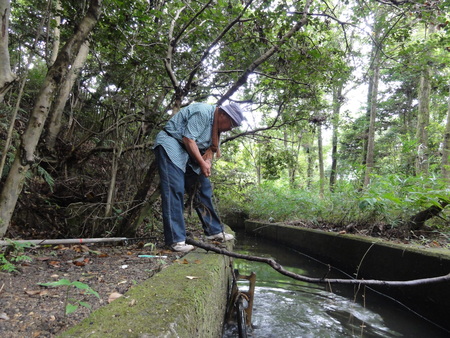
[218,174,450,250]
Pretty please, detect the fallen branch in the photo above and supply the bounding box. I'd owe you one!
[186,238,450,286]
[408,200,449,230]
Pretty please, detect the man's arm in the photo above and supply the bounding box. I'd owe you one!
[182,137,211,177]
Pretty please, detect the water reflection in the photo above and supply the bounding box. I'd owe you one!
[223,232,449,338]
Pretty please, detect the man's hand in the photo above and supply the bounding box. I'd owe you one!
[202,148,214,163]
[200,159,212,177]
[183,137,212,177]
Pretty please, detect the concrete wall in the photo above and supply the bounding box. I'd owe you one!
[60,244,233,338]
[245,220,450,331]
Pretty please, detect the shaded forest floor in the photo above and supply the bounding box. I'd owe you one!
[1,218,449,337]
[0,225,204,338]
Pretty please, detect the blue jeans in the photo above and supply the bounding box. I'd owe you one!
[154,146,224,245]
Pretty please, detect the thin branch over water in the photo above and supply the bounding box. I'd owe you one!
[186,238,450,286]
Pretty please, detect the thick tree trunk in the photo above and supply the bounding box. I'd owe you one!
[45,41,90,151]
[415,24,435,176]
[363,8,382,187]
[415,70,431,175]
[0,0,102,237]
[0,0,16,102]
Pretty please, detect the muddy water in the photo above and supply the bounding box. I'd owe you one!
[223,232,449,338]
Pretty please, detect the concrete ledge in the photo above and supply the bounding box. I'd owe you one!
[60,243,233,338]
[245,220,450,331]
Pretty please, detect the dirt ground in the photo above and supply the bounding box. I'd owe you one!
[1,221,449,338]
[0,232,202,338]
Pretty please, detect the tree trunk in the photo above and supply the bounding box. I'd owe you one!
[49,0,61,66]
[361,57,374,169]
[119,159,159,236]
[289,133,302,188]
[415,71,432,175]
[0,0,102,237]
[45,41,90,151]
[363,57,380,187]
[105,144,122,218]
[305,140,314,190]
[363,8,382,187]
[400,79,416,176]
[442,83,450,182]
[329,83,342,191]
[317,123,324,198]
[0,0,16,102]
[415,25,435,176]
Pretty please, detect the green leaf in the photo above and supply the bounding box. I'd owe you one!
[71,281,90,290]
[39,279,72,287]
[381,193,402,204]
[78,301,92,309]
[71,281,100,298]
[66,303,78,315]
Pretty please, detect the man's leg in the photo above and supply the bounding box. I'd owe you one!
[185,166,223,236]
[154,146,187,245]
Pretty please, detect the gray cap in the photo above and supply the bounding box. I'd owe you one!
[220,102,246,127]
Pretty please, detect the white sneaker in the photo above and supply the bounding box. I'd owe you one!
[171,241,195,252]
[206,232,234,241]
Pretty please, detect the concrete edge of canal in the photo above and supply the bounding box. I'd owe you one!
[59,236,234,338]
[244,220,450,332]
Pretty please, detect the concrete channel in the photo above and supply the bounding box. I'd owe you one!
[244,220,450,332]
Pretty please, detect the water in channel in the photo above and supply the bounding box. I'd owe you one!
[223,231,449,338]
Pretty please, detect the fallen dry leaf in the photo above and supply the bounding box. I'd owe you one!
[129,299,137,307]
[186,276,199,280]
[182,259,189,264]
[0,312,10,320]
[108,292,123,303]
[35,256,52,261]
[194,259,202,264]
[72,257,89,266]
[72,245,90,253]
[25,290,48,296]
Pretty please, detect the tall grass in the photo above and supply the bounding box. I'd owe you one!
[223,174,450,230]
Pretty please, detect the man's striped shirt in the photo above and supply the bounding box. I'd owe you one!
[153,103,216,173]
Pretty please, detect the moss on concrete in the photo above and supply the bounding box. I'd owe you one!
[60,243,233,338]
